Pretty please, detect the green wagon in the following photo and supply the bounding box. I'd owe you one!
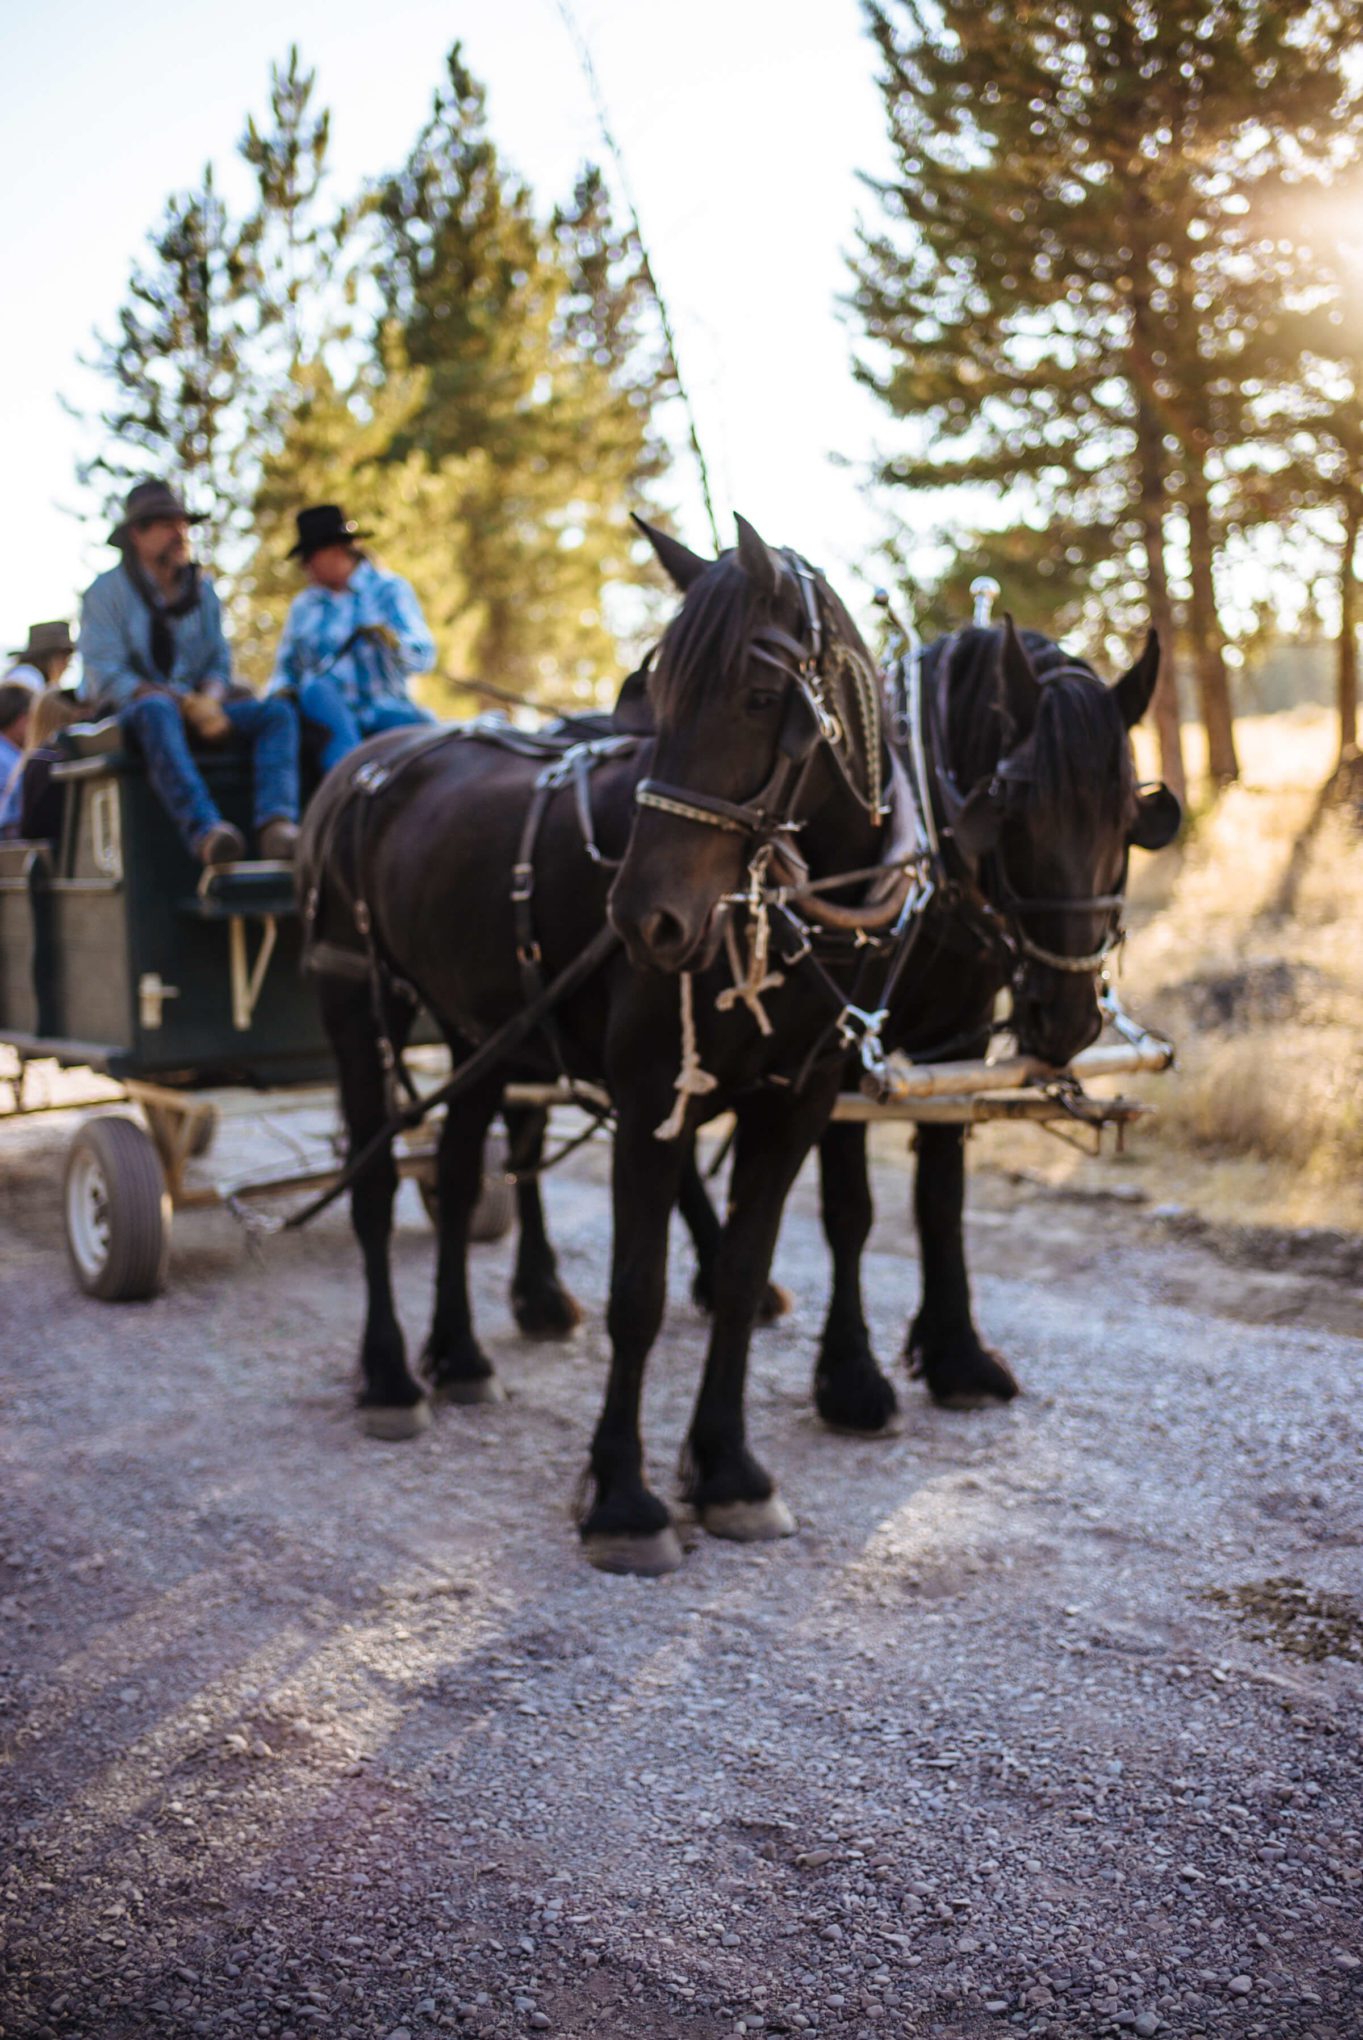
[0,725,511,1300]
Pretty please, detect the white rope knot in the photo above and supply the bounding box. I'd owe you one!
[654,971,719,1141]
[716,913,785,1036]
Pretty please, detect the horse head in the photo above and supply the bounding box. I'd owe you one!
[944,619,1181,1066]
[609,514,880,974]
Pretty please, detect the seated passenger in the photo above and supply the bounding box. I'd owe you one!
[0,681,37,820]
[79,479,301,866]
[0,687,80,842]
[271,503,437,773]
[6,619,76,692]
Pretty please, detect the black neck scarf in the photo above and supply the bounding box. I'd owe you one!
[122,552,203,679]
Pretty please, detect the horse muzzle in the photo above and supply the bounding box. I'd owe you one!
[1012,975,1104,1069]
[609,893,724,976]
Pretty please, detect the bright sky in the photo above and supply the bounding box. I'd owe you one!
[0,0,905,659]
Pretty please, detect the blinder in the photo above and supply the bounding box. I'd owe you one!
[1130,780,1181,851]
[777,676,823,763]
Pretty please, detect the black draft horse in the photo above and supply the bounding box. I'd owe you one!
[668,614,1182,1437]
[301,516,897,1574]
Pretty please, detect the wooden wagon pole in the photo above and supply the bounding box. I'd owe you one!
[872,1038,1174,1103]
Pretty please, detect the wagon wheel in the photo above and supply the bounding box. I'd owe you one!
[419,1135,516,1245]
[64,1117,172,1302]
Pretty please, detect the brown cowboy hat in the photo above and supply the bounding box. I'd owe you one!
[287,503,371,560]
[109,478,209,547]
[9,619,76,661]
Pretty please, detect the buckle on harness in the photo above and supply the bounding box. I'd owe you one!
[836,1003,891,1083]
[510,862,534,904]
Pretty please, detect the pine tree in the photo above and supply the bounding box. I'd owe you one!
[851,0,1363,795]
[372,46,670,697]
[79,165,256,567]
[239,45,335,373]
[1229,174,1363,763]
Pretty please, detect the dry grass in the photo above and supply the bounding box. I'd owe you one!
[960,706,1363,1231]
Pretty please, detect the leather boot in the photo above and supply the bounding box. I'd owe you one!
[258,819,300,862]
[195,822,246,868]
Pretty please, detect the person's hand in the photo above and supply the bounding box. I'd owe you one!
[359,623,399,653]
[181,690,231,742]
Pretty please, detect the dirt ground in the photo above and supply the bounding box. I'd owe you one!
[1,1098,1362,2040]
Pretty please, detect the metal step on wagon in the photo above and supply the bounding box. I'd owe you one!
[0,723,508,1301]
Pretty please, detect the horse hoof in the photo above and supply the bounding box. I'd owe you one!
[756,1281,794,1325]
[701,1495,797,1542]
[358,1399,431,1441]
[511,1287,585,1341]
[432,1374,506,1406]
[582,1527,685,1577]
[910,1337,1020,1407]
[822,1412,904,1439]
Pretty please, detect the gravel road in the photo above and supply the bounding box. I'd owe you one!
[1,1101,1361,2040]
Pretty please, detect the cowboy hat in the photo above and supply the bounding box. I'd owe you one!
[109,479,209,547]
[8,619,76,661]
[287,503,370,560]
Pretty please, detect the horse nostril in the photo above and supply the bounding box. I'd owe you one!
[640,907,688,960]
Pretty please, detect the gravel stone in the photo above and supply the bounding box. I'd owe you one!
[0,1112,1360,2038]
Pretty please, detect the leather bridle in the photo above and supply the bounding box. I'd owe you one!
[634,550,877,849]
[918,647,1131,979]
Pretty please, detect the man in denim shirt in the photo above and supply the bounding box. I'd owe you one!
[79,480,301,865]
[270,504,437,773]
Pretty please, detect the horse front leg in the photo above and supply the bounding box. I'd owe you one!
[505,1105,585,1338]
[813,1119,899,1434]
[580,1100,690,1577]
[680,1137,794,1325]
[422,1072,507,1404]
[906,1123,1020,1406]
[318,976,428,1440]
[685,1072,842,1540]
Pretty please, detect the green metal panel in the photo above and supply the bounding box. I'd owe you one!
[5,748,336,1085]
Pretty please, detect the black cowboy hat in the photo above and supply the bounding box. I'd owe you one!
[287,504,370,560]
[109,479,209,547]
[9,619,76,661]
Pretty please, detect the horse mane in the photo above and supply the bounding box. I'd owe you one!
[931,623,1134,824]
[648,555,764,724]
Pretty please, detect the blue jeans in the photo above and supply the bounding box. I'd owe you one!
[296,676,436,775]
[120,692,300,852]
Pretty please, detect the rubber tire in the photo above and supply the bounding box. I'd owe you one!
[64,1116,171,1302]
[419,1135,516,1245]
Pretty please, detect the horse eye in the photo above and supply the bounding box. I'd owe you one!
[745,689,782,714]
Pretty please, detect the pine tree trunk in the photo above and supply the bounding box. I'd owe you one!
[1338,491,1361,763]
[1184,468,1238,786]
[1135,391,1186,807]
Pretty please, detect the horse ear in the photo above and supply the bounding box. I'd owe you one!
[1113,629,1160,729]
[631,513,710,592]
[734,514,781,600]
[999,614,1041,739]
